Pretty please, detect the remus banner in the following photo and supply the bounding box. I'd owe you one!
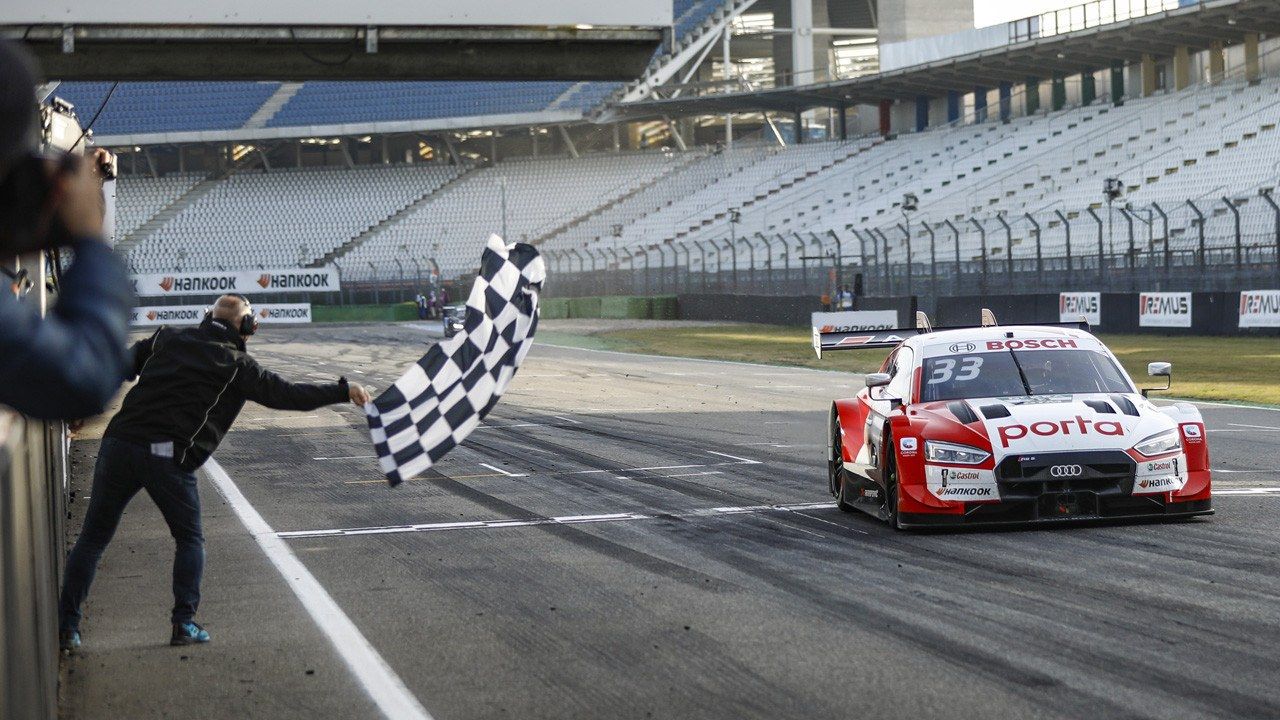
[130,268,340,298]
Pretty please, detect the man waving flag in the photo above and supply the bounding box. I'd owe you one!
[367,235,544,485]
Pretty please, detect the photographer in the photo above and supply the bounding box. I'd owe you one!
[58,294,371,650]
[0,40,133,420]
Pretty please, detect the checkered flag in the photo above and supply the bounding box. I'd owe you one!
[367,235,544,485]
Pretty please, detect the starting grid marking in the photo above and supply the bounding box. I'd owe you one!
[275,502,837,540]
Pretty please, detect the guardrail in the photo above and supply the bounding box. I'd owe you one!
[0,411,66,720]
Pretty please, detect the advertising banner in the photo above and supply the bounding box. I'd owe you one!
[1058,292,1101,326]
[1239,290,1280,328]
[130,268,340,298]
[131,303,312,327]
[811,310,900,332]
[1138,292,1192,328]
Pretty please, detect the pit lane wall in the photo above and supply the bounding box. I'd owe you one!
[0,411,65,720]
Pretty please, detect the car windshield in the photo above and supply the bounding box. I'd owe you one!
[919,349,1131,402]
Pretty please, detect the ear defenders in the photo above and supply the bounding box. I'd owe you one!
[203,293,259,336]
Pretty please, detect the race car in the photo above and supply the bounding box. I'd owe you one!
[817,310,1212,529]
[441,304,466,338]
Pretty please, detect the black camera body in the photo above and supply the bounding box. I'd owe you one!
[0,98,108,256]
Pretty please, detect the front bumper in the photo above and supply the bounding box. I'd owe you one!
[899,496,1213,528]
[902,450,1212,528]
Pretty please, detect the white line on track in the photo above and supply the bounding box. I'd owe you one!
[1216,487,1280,495]
[314,455,377,461]
[276,501,839,539]
[706,450,763,465]
[1228,423,1280,430]
[478,462,528,478]
[204,458,433,720]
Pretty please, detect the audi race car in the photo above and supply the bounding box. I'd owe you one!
[817,310,1213,529]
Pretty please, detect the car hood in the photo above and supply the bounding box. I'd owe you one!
[939,393,1176,461]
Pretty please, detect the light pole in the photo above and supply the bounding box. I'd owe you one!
[499,176,508,240]
[1104,177,1123,264]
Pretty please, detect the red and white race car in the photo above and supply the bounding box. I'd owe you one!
[817,311,1213,529]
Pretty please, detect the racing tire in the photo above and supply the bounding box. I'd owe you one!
[830,414,855,513]
[883,431,903,530]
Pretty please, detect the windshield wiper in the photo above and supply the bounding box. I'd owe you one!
[1008,350,1034,396]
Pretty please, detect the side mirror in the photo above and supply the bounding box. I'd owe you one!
[1142,361,1172,397]
[865,373,891,389]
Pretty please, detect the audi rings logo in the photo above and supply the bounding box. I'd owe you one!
[1049,464,1083,478]
[949,342,976,353]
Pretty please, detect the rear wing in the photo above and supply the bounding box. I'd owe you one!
[812,309,1089,358]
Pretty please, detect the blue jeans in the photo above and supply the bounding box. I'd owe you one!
[59,437,205,631]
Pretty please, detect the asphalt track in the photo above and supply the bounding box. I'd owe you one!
[63,322,1280,720]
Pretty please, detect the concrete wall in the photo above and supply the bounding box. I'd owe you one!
[877,0,974,46]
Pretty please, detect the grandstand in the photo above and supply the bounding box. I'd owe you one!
[77,0,1280,295]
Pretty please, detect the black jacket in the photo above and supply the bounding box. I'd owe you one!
[105,317,349,470]
[0,239,134,420]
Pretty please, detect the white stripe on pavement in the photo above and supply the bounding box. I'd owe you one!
[275,502,839,540]
[205,458,433,720]
[478,462,528,477]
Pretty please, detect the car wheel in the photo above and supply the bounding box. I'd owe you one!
[830,414,855,513]
[883,432,902,530]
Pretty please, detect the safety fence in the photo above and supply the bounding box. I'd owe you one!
[0,412,66,720]
[540,216,1280,300]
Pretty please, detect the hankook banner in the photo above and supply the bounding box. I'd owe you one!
[1239,290,1280,328]
[130,268,340,298]
[131,303,312,326]
[1138,292,1192,328]
[811,310,900,333]
[1058,292,1101,326]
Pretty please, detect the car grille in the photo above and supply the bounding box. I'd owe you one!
[995,451,1135,498]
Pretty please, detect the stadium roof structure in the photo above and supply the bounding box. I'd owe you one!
[4,26,664,82]
[602,0,1280,120]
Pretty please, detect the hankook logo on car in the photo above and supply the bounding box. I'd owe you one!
[936,487,993,497]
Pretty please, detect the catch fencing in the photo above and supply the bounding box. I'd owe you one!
[540,198,1280,300]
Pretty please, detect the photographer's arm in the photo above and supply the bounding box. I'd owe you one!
[0,239,133,419]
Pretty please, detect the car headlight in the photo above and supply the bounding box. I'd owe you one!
[925,440,990,465]
[1134,430,1181,457]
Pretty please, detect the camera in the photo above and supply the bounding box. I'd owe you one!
[0,97,114,256]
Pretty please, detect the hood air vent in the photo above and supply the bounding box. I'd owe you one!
[980,404,1011,419]
[1110,395,1141,417]
[948,401,979,424]
[1082,399,1116,414]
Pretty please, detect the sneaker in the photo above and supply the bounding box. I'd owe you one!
[169,621,210,646]
[59,628,81,654]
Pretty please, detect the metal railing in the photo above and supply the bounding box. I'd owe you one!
[1009,0,1184,43]
[538,195,1280,299]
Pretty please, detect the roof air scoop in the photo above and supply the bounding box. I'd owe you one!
[916,311,933,332]
[980,308,998,327]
